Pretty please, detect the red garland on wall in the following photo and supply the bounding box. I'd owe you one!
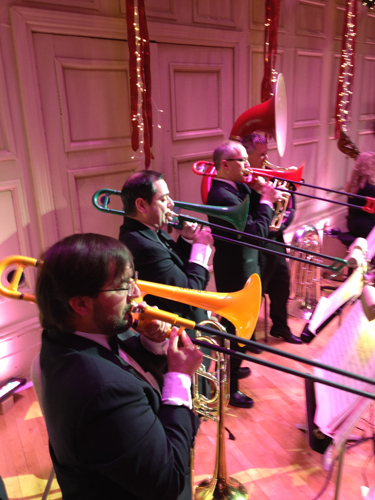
[334,0,357,139]
[126,0,153,168]
[261,0,280,102]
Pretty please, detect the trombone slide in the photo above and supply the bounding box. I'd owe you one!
[132,304,195,331]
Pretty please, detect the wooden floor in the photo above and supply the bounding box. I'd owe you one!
[0,297,374,500]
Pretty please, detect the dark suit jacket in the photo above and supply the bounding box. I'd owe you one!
[249,189,295,281]
[40,329,199,500]
[206,179,273,293]
[119,217,209,324]
[347,182,375,238]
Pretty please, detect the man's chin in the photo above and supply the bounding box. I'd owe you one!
[124,311,133,324]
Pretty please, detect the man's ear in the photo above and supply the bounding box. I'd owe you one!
[135,197,148,215]
[69,296,92,317]
[221,159,229,172]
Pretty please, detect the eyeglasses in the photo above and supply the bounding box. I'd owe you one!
[225,158,249,164]
[97,272,138,295]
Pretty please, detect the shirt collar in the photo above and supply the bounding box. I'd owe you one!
[74,330,112,350]
[216,178,238,190]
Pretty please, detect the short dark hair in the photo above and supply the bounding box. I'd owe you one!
[241,133,267,153]
[121,170,164,216]
[35,233,133,332]
[213,141,242,170]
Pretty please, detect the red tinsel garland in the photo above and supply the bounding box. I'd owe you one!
[126,0,153,168]
[138,0,152,167]
[261,0,280,102]
[334,0,357,139]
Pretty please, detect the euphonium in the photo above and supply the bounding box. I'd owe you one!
[288,225,322,320]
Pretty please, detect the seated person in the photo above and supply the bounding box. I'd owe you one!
[346,151,375,238]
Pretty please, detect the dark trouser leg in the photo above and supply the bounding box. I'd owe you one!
[267,257,290,332]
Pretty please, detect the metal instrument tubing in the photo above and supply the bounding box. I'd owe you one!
[212,233,346,274]
[192,339,375,401]
[92,189,124,216]
[276,186,374,213]
[271,175,374,205]
[179,215,347,272]
[193,328,375,387]
[92,188,350,272]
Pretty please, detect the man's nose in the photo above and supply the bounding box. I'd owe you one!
[129,284,141,300]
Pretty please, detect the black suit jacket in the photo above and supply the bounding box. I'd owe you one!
[40,329,199,500]
[347,182,375,238]
[206,179,273,293]
[119,217,209,324]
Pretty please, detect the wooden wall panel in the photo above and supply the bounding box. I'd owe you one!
[170,64,223,139]
[293,52,323,125]
[359,57,375,118]
[193,0,236,27]
[23,0,99,9]
[144,0,176,20]
[297,1,326,38]
[69,162,138,235]
[55,58,131,152]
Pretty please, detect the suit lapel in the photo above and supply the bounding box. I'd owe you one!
[121,217,186,269]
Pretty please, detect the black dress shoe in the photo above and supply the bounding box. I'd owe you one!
[236,367,251,379]
[270,328,303,344]
[229,391,254,408]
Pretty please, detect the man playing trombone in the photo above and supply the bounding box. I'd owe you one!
[206,140,283,408]
[36,233,203,500]
[241,133,302,345]
[118,170,214,337]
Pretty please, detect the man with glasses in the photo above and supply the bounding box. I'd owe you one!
[241,133,302,346]
[206,140,280,408]
[119,169,214,338]
[37,233,203,500]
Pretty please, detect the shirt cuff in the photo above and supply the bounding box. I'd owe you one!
[161,372,192,409]
[189,243,212,270]
[140,336,169,356]
[260,199,275,210]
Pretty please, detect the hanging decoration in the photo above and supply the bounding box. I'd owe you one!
[334,0,357,139]
[362,1,375,10]
[126,0,153,167]
[261,0,280,103]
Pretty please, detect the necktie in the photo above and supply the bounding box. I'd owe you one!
[108,335,120,355]
[108,335,162,393]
